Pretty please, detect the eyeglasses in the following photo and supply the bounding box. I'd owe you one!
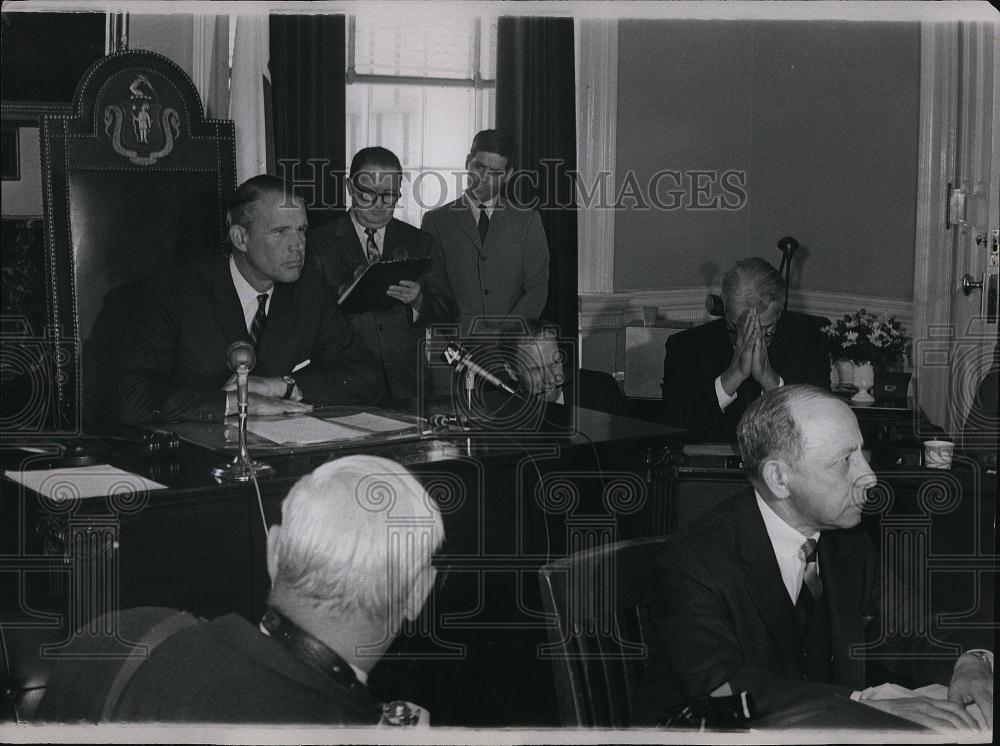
[353,188,401,207]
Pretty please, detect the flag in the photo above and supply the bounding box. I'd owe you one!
[229,13,274,183]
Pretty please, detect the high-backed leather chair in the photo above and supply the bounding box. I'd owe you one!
[538,536,672,727]
[40,49,236,432]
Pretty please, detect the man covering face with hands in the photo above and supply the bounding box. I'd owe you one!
[662,257,832,442]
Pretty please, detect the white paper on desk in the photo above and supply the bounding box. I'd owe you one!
[3,465,167,500]
[329,412,414,433]
[857,682,987,729]
[247,416,369,445]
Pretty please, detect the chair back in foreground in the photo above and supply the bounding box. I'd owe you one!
[538,536,671,727]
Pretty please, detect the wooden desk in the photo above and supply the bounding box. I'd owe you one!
[0,405,683,726]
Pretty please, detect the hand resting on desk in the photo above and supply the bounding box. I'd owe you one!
[223,374,303,401]
[223,375,312,416]
[858,654,993,734]
[861,695,982,733]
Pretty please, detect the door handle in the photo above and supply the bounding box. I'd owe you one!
[962,274,983,296]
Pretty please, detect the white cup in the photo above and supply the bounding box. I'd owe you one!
[923,440,954,469]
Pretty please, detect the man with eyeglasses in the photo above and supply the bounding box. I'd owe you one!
[662,257,831,442]
[307,147,456,401]
[420,130,550,336]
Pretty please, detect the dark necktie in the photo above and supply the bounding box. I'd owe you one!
[249,293,268,347]
[795,538,822,628]
[477,206,490,245]
[364,227,380,263]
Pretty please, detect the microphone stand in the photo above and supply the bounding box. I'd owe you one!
[211,363,275,482]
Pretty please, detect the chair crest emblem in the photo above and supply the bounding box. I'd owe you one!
[103,72,181,165]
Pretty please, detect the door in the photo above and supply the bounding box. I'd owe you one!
[947,21,999,435]
[914,20,999,435]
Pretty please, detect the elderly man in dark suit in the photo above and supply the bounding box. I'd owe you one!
[420,129,549,336]
[306,147,456,401]
[636,385,993,733]
[116,175,385,423]
[662,257,830,442]
[36,455,443,723]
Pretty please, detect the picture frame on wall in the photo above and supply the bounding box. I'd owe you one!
[1,10,107,114]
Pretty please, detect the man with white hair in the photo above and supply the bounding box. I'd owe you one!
[662,257,831,442]
[637,385,993,732]
[36,455,443,724]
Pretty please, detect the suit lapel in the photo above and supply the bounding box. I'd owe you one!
[383,219,416,261]
[734,495,802,669]
[212,257,253,344]
[451,196,483,249]
[334,214,368,266]
[255,280,296,370]
[819,532,867,686]
[485,198,515,253]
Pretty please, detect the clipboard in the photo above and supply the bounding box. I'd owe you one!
[337,258,432,314]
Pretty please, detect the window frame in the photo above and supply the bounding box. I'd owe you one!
[345,16,496,90]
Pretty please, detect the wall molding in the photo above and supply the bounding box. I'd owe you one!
[580,289,914,332]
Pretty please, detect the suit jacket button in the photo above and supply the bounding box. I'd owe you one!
[479,255,486,262]
[484,289,490,295]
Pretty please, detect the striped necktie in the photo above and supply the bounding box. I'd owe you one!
[249,293,268,347]
[364,227,380,263]
[795,538,823,628]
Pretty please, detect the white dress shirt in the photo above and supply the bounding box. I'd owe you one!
[230,255,274,333]
[465,192,497,223]
[350,212,385,261]
[754,491,819,604]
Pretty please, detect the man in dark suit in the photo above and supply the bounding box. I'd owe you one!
[636,385,993,733]
[36,455,443,724]
[420,130,549,336]
[662,257,830,442]
[116,175,385,423]
[307,147,456,401]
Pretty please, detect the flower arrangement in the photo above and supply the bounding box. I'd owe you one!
[822,309,908,371]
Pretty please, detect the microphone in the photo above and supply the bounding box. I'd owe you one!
[776,236,800,312]
[440,341,518,396]
[226,341,256,410]
[227,340,256,372]
[777,235,799,259]
[212,340,274,483]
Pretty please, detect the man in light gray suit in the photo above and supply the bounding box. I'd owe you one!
[420,130,550,336]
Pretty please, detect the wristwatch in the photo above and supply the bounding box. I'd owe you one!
[282,375,296,400]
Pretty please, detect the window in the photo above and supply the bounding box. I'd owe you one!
[346,15,496,227]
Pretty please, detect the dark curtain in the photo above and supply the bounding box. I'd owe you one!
[496,17,579,366]
[269,15,347,225]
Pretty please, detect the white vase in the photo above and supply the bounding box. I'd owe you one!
[834,361,854,388]
[850,362,876,403]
